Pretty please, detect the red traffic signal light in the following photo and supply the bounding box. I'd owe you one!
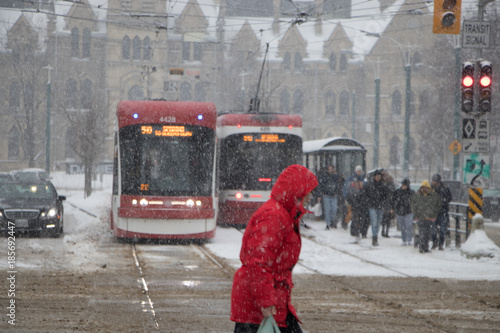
[462,76,473,88]
[461,62,474,112]
[433,0,462,34]
[478,61,492,112]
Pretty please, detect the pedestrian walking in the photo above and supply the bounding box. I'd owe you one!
[230,164,318,333]
[411,180,442,253]
[365,170,390,246]
[318,165,341,230]
[346,174,369,243]
[393,178,415,246]
[431,174,453,250]
[381,171,395,237]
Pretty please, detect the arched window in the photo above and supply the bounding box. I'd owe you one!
[329,52,336,71]
[9,81,21,113]
[66,79,78,109]
[292,89,303,115]
[282,52,291,72]
[71,27,79,58]
[128,85,145,100]
[294,52,302,72]
[339,90,350,115]
[23,82,34,111]
[409,136,416,165]
[82,28,91,58]
[409,89,416,116]
[180,82,192,101]
[280,89,290,114]
[419,90,430,115]
[325,90,336,117]
[81,79,92,109]
[389,136,400,166]
[122,36,130,59]
[391,89,402,116]
[8,126,20,160]
[339,53,347,71]
[143,36,151,60]
[133,36,141,60]
[195,82,206,101]
[193,42,202,61]
[65,127,76,159]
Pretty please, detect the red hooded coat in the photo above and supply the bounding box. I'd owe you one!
[230,164,318,327]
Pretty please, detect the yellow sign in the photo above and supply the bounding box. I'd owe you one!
[449,140,462,155]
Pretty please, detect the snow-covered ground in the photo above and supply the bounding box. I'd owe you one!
[50,172,500,281]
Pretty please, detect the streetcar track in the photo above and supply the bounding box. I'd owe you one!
[131,244,160,330]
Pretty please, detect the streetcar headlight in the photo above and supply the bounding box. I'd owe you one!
[132,199,138,205]
[140,198,148,207]
[186,199,194,208]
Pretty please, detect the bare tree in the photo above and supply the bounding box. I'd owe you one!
[1,18,52,168]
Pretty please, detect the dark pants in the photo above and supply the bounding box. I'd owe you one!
[350,210,369,238]
[431,213,449,247]
[234,313,302,333]
[417,219,434,252]
[381,211,393,236]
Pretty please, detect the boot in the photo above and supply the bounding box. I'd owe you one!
[372,237,378,246]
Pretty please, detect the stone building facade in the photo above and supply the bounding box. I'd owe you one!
[0,0,479,182]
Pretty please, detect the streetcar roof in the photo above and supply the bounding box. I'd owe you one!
[303,137,366,153]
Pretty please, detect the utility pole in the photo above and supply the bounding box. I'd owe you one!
[403,50,411,179]
[44,65,53,175]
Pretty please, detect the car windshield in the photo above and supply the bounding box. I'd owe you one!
[0,183,55,200]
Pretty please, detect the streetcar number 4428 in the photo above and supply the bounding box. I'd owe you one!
[160,116,176,123]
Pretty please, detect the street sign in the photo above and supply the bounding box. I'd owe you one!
[462,118,489,152]
[463,153,490,188]
[449,139,462,155]
[462,21,491,48]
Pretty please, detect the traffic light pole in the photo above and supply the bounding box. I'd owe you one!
[454,46,461,180]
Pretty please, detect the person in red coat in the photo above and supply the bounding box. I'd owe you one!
[231,164,318,333]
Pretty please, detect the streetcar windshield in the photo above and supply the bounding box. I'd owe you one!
[219,133,302,190]
[119,124,215,196]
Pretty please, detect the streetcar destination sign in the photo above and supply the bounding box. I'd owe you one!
[462,21,491,48]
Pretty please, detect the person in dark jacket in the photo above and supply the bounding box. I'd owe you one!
[231,164,318,333]
[411,180,442,253]
[346,174,369,243]
[381,171,395,237]
[365,170,390,246]
[393,178,415,246]
[431,174,453,250]
[318,165,341,229]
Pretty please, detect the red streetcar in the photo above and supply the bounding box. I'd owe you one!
[217,112,302,227]
[110,101,217,241]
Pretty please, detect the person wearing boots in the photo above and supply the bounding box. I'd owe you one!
[431,174,453,250]
[365,170,389,246]
[346,174,369,243]
[410,180,442,253]
[393,178,415,246]
[381,171,395,238]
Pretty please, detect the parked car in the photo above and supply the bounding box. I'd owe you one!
[11,168,50,181]
[0,179,65,237]
[0,172,14,183]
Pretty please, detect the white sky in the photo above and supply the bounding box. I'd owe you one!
[42,172,500,280]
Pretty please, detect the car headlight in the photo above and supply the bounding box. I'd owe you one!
[41,208,58,218]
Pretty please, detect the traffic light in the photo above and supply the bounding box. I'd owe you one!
[478,61,492,112]
[433,0,462,34]
[461,62,474,112]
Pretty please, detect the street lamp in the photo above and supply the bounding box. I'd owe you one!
[364,33,413,176]
[44,65,53,175]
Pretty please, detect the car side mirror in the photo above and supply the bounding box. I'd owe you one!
[59,195,66,201]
